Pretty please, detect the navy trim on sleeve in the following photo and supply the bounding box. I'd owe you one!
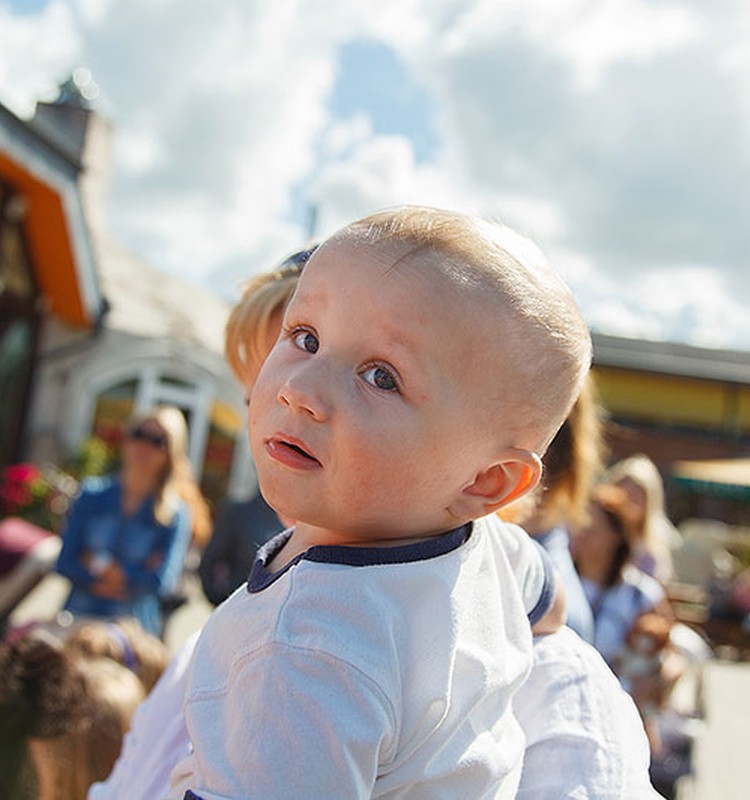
[184,792,204,800]
[526,540,556,626]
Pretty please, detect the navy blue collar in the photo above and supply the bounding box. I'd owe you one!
[247,523,472,594]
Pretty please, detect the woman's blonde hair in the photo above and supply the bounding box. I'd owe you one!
[124,405,212,546]
[225,247,316,383]
[537,374,607,528]
[603,453,669,545]
[501,374,607,529]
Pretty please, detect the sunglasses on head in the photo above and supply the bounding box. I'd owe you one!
[126,426,168,451]
[278,245,318,274]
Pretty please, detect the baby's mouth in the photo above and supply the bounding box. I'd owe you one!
[283,441,319,463]
[267,436,321,468]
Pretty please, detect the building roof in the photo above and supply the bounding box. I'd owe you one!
[592,332,750,386]
[95,235,229,355]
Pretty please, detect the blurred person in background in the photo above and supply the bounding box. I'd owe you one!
[571,485,704,796]
[571,484,671,667]
[63,617,169,694]
[505,379,661,797]
[503,374,606,643]
[198,492,282,606]
[604,453,681,586]
[0,629,146,800]
[55,405,210,637]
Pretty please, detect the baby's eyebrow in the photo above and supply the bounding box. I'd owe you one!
[283,283,320,317]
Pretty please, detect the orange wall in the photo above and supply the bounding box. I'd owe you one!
[0,152,89,327]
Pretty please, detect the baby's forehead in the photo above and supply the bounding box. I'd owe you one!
[313,232,493,290]
[298,236,525,345]
[317,232,428,269]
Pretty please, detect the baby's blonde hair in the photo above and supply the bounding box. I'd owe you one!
[338,206,592,453]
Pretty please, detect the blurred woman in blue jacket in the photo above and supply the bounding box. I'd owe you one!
[56,405,208,637]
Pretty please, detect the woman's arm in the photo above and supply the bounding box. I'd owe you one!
[123,505,192,595]
[55,489,98,588]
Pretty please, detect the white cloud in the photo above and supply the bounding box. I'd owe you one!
[0,1,81,116]
[71,0,342,275]
[114,126,165,174]
[390,0,700,91]
[635,266,747,349]
[524,0,700,90]
[322,113,373,160]
[73,0,115,26]
[490,195,565,242]
[567,262,747,350]
[308,130,513,237]
[1,0,749,351]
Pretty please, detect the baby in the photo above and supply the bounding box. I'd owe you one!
[171,206,591,799]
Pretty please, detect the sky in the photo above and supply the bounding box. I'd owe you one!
[1,0,749,351]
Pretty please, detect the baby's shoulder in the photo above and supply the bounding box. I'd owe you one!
[474,514,546,569]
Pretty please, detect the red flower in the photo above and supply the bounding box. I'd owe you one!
[2,483,32,508]
[2,463,41,484]
[1,461,80,530]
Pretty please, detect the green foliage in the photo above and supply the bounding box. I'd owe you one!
[64,435,118,480]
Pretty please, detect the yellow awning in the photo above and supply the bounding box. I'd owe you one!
[672,458,750,489]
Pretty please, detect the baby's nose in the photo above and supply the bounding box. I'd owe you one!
[277,367,330,421]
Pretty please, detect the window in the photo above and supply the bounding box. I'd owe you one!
[91,379,137,449]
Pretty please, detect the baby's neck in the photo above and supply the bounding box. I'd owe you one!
[267,523,449,572]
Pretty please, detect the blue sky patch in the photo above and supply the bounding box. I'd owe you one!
[329,39,438,162]
[9,0,49,14]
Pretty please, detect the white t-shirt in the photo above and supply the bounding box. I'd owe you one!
[515,627,662,799]
[169,515,554,799]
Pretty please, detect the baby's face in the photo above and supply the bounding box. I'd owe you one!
[248,236,509,541]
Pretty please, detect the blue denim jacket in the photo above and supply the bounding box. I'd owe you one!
[56,476,192,635]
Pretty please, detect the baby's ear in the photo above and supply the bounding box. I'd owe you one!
[459,449,542,518]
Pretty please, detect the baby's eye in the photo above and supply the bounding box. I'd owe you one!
[362,365,399,392]
[292,329,319,354]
